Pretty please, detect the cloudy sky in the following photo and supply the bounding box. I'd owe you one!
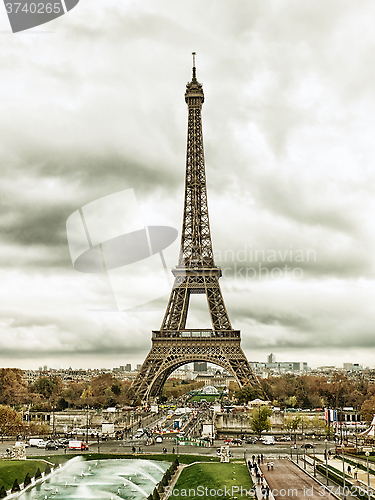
[1,0,375,371]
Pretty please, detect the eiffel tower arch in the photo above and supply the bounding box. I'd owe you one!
[132,54,261,402]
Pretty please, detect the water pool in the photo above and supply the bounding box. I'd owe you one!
[19,457,169,499]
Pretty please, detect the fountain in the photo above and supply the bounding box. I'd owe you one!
[18,458,169,499]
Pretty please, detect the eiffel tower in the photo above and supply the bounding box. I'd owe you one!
[132,54,260,402]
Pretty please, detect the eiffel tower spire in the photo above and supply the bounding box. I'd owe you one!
[131,55,260,402]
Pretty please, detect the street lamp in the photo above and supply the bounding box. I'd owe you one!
[325,439,328,486]
[86,405,89,444]
[365,451,370,500]
[313,436,316,477]
[341,444,346,500]
[303,432,306,469]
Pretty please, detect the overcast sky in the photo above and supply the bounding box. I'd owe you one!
[1,0,375,371]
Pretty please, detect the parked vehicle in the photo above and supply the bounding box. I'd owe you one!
[155,436,163,443]
[232,439,242,445]
[45,441,59,450]
[29,438,45,447]
[68,440,88,451]
[37,441,47,449]
[301,443,315,449]
[262,436,275,445]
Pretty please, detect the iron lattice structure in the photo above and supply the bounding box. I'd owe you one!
[132,55,260,402]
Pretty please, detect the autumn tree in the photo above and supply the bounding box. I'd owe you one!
[361,396,375,423]
[0,405,24,436]
[0,369,30,405]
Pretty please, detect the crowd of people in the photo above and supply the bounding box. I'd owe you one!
[248,454,273,499]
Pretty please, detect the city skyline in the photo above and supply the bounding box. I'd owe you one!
[1,1,375,371]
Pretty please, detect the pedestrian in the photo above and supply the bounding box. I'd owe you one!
[328,450,331,458]
[252,454,256,463]
[132,446,135,453]
[258,457,261,465]
[267,462,270,471]
[271,462,274,470]
[261,454,264,464]
[348,465,351,475]
[172,447,175,454]
[260,474,264,485]
[266,485,270,499]
[354,468,358,479]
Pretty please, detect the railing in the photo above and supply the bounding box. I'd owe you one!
[152,329,240,339]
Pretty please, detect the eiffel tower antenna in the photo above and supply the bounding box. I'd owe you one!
[131,55,261,402]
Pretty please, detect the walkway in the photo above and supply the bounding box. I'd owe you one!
[315,455,375,491]
[259,459,338,500]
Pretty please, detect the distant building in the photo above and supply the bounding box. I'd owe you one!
[343,363,363,371]
[250,360,308,374]
[194,361,207,372]
[317,366,337,374]
[268,353,276,364]
[136,364,142,371]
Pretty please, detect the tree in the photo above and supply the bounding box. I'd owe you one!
[11,479,20,493]
[235,385,263,404]
[32,377,60,399]
[0,405,24,436]
[0,369,30,405]
[250,406,272,437]
[24,473,31,486]
[0,486,6,498]
[35,468,42,479]
[45,463,51,475]
[152,487,160,500]
[361,396,375,423]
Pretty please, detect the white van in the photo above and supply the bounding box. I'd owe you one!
[29,438,44,447]
[68,440,88,450]
[262,436,275,445]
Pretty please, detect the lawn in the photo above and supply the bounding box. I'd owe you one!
[189,395,220,402]
[173,462,254,499]
[0,460,49,490]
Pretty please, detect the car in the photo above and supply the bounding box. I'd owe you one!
[37,441,47,448]
[232,439,242,445]
[246,438,256,444]
[57,438,69,446]
[155,436,163,443]
[45,441,59,450]
[301,443,315,449]
[224,438,232,444]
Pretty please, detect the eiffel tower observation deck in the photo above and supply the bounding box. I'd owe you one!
[132,54,261,402]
